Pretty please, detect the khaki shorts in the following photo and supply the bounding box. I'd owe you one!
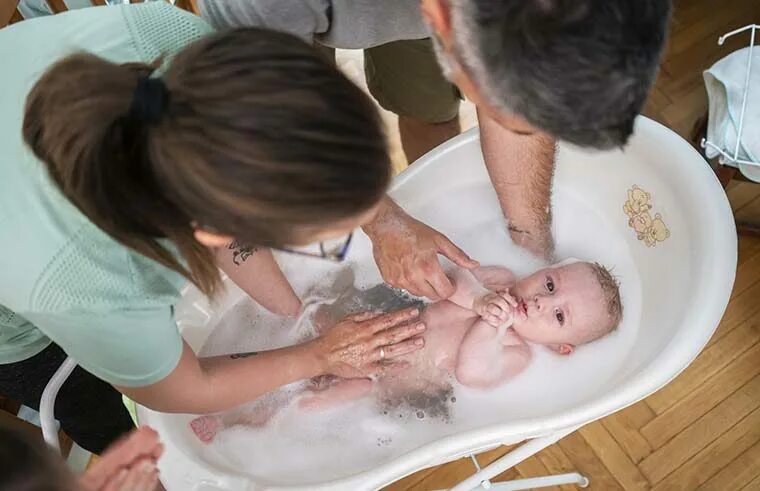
[320,39,461,124]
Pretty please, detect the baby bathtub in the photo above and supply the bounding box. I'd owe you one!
[137,116,737,490]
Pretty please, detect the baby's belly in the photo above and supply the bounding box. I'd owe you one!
[392,301,476,378]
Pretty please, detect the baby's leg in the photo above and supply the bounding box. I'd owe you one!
[298,378,373,411]
[189,399,285,443]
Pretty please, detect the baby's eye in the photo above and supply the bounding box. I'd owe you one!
[546,277,555,293]
[555,309,565,325]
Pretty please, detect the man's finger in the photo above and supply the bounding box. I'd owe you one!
[423,261,456,299]
[367,307,420,333]
[434,235,479,269]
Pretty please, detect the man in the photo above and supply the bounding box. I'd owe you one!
[199,0,670,299]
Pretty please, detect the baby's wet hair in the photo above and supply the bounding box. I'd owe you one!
[586,262,623,339]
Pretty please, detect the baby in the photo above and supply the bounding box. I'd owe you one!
[191,260,622,442]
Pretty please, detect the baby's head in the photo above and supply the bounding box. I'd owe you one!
[510,261,622,355]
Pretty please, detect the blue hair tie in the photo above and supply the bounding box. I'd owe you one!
[129,76,169,124]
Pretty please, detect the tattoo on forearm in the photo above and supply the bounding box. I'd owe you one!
[228,240,257,266]
[229,351,258,359]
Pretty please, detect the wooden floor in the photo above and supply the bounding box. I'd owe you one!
[381,0,760,490]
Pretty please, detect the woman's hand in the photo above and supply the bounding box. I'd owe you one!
[79,426,163,491]
[309,307,426,378]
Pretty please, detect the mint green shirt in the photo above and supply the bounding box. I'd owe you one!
[0,3,213,387]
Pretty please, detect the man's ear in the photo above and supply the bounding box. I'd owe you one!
[420,0,453,46]
[551,344,574,355]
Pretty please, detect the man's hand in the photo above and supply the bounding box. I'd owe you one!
[478,108,557,262]
[363,198,479,300]
[507,223,555,261]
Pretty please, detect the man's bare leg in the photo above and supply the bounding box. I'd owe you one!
[399,116,461,164]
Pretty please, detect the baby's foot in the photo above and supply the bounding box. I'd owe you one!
[189,415,222,444]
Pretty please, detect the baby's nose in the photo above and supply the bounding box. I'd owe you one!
[533,295,542,311]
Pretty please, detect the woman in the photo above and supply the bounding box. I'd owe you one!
[0,3,423,454]
[1,424,163,491]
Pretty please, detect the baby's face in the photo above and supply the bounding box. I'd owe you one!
[509,263,609,350]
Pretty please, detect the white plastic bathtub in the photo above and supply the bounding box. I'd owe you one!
[137,116,737,490]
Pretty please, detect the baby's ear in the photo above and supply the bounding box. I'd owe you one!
[552,344,574,355]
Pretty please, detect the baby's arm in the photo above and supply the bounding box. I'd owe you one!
[447,266,518,326]
[455,321,531,389]
[216,244,302,316]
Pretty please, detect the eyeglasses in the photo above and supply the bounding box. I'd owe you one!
[279,232,353,262]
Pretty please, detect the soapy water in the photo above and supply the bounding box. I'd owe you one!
[192,182,642,484]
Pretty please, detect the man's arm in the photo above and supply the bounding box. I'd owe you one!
[478,109,557,261]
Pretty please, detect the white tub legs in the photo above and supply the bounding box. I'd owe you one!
[40,356,77,451]
[446,425,586,491]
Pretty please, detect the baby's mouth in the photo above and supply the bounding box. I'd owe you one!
[517,298,528,317]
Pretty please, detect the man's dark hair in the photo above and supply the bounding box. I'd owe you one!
[453,0,671,148]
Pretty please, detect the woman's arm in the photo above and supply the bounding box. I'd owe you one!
[117,308,425,414]
[216,244,301,316]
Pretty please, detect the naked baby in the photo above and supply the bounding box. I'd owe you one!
[190,260,622,442]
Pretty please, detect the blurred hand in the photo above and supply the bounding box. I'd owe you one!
[364,199,479,300]
[309,307,425,378]
[79,427,163,491]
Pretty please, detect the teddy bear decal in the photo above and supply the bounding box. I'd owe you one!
[623,185,670,247]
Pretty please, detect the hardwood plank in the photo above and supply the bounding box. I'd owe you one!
[740,473,760,491]
[737,236,760,265]
[728,182,760,213]
[0,0,17,28]
[557,432,623,491]
[407,446,516,491]
[616,402,656,430]
[640,374,760,484]
[383,445,515,490]
[652,407,760,490]
[698,438,760,491]
[641,342,760,449]
[647,319,759,414]
[514,454,551,479]
[707,284,760,346]
[731,250,760,300]
[666,0,755,56]
[601,412,653,464]
[659,82,707,138]
[736,196,760,225]
[536,444,584,491]
[578,423,650,490]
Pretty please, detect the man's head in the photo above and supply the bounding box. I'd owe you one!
[510,261,622,354]
[421,0,671,147]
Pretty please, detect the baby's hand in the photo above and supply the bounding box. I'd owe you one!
[473,292,518,327]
